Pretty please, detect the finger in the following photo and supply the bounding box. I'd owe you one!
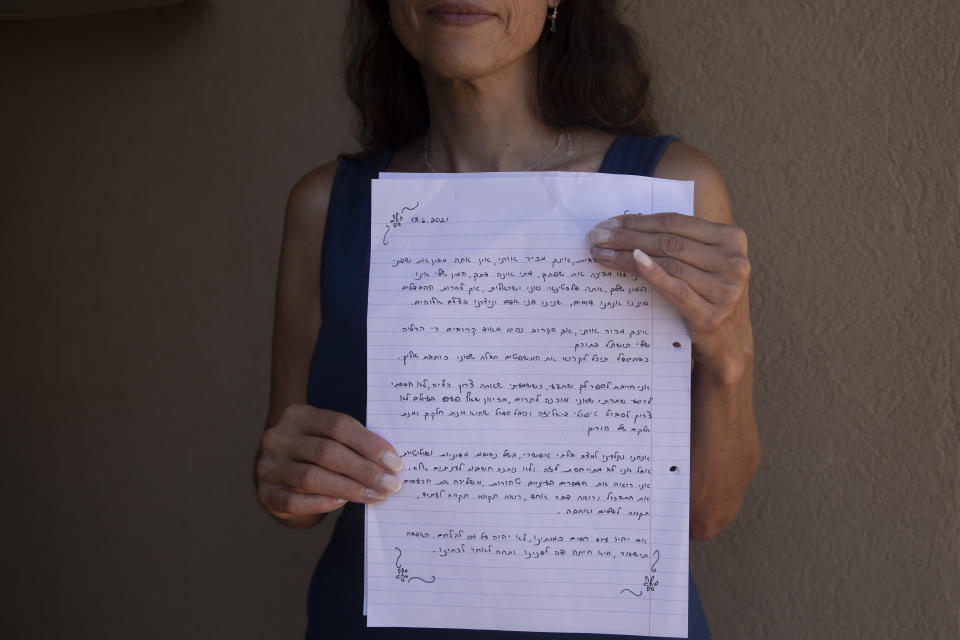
[273,461,392,504]
[587,226,724,273]
[259,483,347,518]
[291,436,404,496]
[595,212,745,249]
[590,248,741,303]
[630,248,717,326]
[296,407,403,473]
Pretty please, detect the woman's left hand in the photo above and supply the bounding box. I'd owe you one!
[587,212,752,379]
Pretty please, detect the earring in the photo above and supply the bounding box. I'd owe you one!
[549,5,558,34]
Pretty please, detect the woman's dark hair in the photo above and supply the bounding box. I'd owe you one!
[342,0,658,157]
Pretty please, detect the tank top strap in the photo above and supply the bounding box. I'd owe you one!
[320,149,392,324]
[599,133,679,177]
[307,149,392,424]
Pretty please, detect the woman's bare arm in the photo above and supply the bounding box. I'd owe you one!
[587,142,761,541]
[654,144,760,541]
[260,161,338,529]
[266,162,338,429]
[255,160,405,529]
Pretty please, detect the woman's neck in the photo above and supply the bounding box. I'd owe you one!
[420,52,563,173]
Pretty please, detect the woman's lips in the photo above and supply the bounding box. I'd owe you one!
[427,2,496,25]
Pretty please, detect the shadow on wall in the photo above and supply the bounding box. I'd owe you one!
[0,0,201,21]
[0,1,214,66]
[0,1,215,130]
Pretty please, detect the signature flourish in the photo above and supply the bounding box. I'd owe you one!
[382,202,421,245]
[394,547,436,585]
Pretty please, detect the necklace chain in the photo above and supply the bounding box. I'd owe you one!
[423,129,568,173]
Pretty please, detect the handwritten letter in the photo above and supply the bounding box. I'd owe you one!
[366,172,694,637]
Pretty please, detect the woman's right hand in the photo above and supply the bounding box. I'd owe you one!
[256,403,404,526]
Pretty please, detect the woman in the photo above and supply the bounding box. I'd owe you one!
[255,1,761,637]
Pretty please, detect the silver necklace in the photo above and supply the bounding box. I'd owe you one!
[423,129,569,173]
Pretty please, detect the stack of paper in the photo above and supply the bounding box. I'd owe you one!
[365,172,694,638]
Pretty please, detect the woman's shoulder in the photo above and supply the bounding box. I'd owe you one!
[655,141,734,225]
[288,159,339,218]
[283,159,340,239]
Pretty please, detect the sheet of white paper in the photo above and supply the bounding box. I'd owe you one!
[365,172,694,637]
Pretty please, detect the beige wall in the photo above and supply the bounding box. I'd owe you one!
[1,1,956,638]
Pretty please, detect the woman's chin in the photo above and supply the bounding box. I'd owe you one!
[420,54,504,82]
[418,41,532,83]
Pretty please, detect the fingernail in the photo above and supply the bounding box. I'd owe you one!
[381,450,403,472]
[362,487,386,502]
[334,498,347,506]
[594,218,621,230]
[591,247,616,261]
[587,229,612,243]
[633,248,653,268]
[378,473,403,493]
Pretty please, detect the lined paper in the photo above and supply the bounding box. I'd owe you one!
[365,172,694,637]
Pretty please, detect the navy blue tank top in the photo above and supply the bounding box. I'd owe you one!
[305,134,711,639]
